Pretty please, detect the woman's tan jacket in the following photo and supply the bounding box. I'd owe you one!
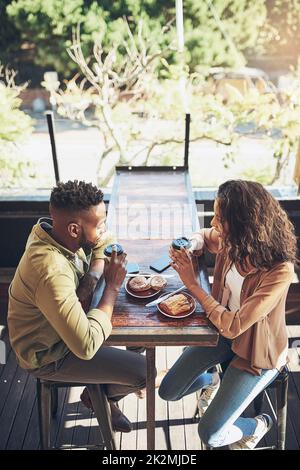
[190,228,294,375]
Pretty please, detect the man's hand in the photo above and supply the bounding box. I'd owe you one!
[104,249,127,292]
[169,246,198,291]
[96,249,127,320]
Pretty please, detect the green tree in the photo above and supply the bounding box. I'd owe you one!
[181,0,266,70]
[0,64,35,188]
[43,19,173,186]
[0,0,21,66]
[5,0,107,74]
[5,0,267,76]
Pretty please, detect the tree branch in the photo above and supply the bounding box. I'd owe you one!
[144,135,232,165]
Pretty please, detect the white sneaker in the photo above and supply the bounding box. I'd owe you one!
[197,377,220,417]
[229,414,273,450]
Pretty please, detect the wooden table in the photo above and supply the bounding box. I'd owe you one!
[91,167,219,450]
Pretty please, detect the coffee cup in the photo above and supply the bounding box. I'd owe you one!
[104,243,124,257]
[171,237,192,251]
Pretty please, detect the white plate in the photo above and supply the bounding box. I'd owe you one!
[125,273,165,299]
[157,292,196,319]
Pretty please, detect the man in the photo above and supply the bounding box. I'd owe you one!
[8,180,147,433]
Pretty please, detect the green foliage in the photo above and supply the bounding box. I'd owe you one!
[50,53,300,186]
[4,0,267,75]
[183,0,266,69]
[0,0,21,65]
[240,165,275,185]
[0,144,36,188]
[0,65,35,187]
[0,83,32,141]
[5,0,106,74]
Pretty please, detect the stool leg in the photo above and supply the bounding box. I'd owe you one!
[51,386,58,417]
[87,384,116,450]
[276,374,288,450]
[253,390,265,415]
[193,403,199,420]
[193,389,202,420]
[37,380,52,450]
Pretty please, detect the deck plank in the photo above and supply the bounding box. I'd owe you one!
[54,387,79,449]
[50,387,69,448]
[183,390,202,450]
[135,350,150,451]
[5,373,36,450]
[154,347,169,450]
[0,350,19,416]
[136,388,147,450]
[120,394,139,450]
[116,345,139,450]
[166,346,186,450]
[1,335,300,450]
[68,388,91,450]
[88,414,105,450]
[0,361,29,449]
[21,395,40,450]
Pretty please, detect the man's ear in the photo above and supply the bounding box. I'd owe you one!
[68,222,80,239]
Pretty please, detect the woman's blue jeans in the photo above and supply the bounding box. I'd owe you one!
[159,336,279,447]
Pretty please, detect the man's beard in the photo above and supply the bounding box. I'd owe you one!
[79,229,98,251]
[81,240,96,251]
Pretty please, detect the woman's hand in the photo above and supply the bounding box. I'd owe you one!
[169,246,198,290]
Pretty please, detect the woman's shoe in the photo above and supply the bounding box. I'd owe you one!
[229,414,273,450]
[197,376,220,417]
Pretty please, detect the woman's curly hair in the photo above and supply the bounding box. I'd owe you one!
[217,180,298,269]
[50,180,103,211]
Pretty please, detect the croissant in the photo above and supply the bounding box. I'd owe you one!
[160,293,191,316]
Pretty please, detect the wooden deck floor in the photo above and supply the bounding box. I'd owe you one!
[1,326,300,450]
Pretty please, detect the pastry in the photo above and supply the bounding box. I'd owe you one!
[128,275,150,292]
[160,293,192,316]
[150,275,167,291]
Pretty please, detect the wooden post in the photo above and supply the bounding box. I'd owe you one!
[46,111,60,183]
[184,113,191,169]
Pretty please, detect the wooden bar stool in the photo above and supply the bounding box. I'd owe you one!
[253,366,289,450]
[36,379,116,450]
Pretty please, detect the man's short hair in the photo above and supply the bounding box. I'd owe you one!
[50,180,104,211]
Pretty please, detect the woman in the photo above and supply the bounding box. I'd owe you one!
[159,180,297,449]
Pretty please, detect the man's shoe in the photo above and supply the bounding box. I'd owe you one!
[197,377,220,417]
[109,401,132,433]
[80,387,93,410]
[229,414,273,450]
[80,388,132,433]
